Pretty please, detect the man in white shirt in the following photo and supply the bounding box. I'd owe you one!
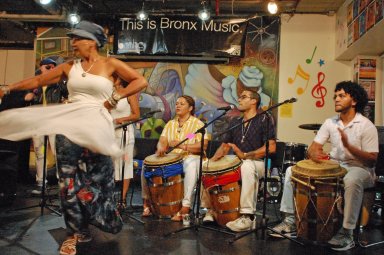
[270,81,378,251]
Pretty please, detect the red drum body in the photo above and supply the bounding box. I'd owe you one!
[202,155,242,226]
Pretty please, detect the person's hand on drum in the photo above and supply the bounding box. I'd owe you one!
[211,143,230,161]
[308,148,329,163]
[156,143,167,157]
[228,143,247,160]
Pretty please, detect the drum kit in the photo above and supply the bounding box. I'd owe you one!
[142,123,345,244]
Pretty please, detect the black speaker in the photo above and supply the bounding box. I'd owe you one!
[133,138,158,160]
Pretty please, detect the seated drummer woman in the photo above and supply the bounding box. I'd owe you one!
[141,95,209,220]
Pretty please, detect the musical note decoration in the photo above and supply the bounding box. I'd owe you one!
[288,65,310,95]
[306,46,317,64]
[318,59,325,67]
[311,72,327,108]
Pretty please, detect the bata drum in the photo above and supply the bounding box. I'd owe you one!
[291,160,346,243]
[202,155,242,226]
[144,153,184,218]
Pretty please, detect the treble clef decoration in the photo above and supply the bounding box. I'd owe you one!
[311,72,327,108]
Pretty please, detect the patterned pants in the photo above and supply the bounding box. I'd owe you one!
[56,135,122,236]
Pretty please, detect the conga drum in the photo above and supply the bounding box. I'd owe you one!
[144,153,184,218]
[291,160,346,243]
[202,155,242,226]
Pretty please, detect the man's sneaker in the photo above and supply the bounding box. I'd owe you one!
[31,185,43,195]
[328,229,355,251]
[226,215,256,232]
[268,221,297,238]
[74,232,92,243]
[202,210,214,223]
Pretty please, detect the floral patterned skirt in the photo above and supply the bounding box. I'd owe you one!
[56,135,122,235]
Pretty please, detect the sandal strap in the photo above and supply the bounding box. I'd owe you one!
[60,237,77,255]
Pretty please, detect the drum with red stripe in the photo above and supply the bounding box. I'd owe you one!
[202,155,242,226]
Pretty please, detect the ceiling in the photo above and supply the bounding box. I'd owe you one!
[0,0,346,23]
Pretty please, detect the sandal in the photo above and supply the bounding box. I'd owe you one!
[142,206,152,217]
[59,237,77,255]
[171,212,183,222]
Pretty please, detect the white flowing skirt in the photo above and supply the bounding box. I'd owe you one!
[0,101,122,158]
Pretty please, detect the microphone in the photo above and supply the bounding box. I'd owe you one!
[217,105,235,111]
[144,109,162,116]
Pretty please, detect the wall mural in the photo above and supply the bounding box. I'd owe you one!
[36,16,280,141]
[287,45,327,109]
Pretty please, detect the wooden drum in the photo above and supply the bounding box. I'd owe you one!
[144,153,184,218]
[202,155,242,226]
[291,159,346,243]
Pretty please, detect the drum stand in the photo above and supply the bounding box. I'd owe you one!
[10,136,61,216]
[164,110,236,237]
[228,100,303,245]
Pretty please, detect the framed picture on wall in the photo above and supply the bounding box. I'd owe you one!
[359,58,376,79]
[354,0,360,18]
[348,2,354,25]
[359,10,367,36]
[366,2,376,30]
[353,19,360,41]
[375,0,384,23]
[347,24,354,46]
[359,0,368,13]
[360,80,375,100]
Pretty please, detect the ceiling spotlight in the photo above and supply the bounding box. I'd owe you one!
[68,13,80,25]
[39,0,53,5]
[268,1,278,15]
[136,2,148,21]
[198,8,210,21]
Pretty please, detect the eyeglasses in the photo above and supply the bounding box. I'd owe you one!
[238,95,252,101]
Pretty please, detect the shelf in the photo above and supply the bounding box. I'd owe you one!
[336,19,384,61]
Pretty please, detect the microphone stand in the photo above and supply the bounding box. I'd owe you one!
[229,99,303,245]
[115,112,155,224]
[165,109,236,237]
[10,135,61,216]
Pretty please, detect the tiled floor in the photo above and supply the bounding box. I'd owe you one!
[0,182,383,255]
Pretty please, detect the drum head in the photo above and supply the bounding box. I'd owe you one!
[292,159,346,178]
[144,153,183,167]
[203,155,242,174]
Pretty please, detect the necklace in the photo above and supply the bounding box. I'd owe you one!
[177,115,190,133]
[241,119,252,143]
[82,59,98,77]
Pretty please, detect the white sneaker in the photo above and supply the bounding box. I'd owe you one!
[226,215,256,232]
[268,221,297,238]
[202,210,214,223]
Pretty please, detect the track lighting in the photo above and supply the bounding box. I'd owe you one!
[68,13,80,25]
[268,1,278,15]
[198,1,211,21]
[136,2,148,21]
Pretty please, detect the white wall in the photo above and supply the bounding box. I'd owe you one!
[0,50,35,85]
[277,14,351,146]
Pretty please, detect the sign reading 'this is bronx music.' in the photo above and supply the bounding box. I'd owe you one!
[115,16,248,57]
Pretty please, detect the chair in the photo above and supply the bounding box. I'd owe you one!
[357,142,384,248]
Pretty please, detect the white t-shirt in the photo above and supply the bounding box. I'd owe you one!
[314,113,378,174]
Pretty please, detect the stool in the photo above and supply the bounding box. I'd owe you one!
[357,181,384,248]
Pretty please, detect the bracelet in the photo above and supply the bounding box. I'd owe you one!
[243,152,247,159]
[0,85,10,95]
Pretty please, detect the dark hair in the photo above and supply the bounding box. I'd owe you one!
[244,89,261,109]
[179,95,196,115]
[334,81,368,113]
